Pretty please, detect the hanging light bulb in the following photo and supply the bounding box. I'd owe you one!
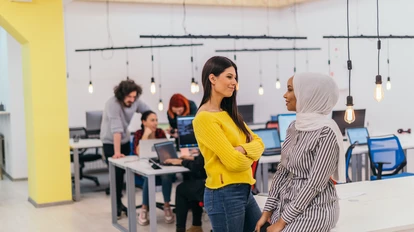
[258,84,264,95]
[190,78,196,94]
[344,96,355,124]
[88,81,93,94]
[275,78,281,89]
[374,75,384,102]
[158,99,164,111]
[195,82,200,93]
[236,82,239,91]
[150,77,156,94]
[386,77,391,90]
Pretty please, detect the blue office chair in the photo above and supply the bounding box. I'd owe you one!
[367,135,414,180]
[344,142,358,183]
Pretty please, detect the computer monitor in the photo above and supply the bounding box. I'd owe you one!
[346,127,369,145]
[252,129,281,149]
[332,109,366,136]
[277,114,296,142]
[86,111,103,136]
[270,115,278,121]
[177,116,198,148]
[238,104,254,124]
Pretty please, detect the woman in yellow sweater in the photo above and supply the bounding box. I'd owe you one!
[193,56,265,232]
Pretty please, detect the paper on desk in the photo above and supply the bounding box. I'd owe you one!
[338,192,366,200]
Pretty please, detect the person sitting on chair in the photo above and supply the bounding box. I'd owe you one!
[165,152,206,232]
[133,110,175,226]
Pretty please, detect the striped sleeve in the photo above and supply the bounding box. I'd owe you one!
[281,128,339,224]
[193,112,254,172]
[264,163,289,212]
[240,125,265,161]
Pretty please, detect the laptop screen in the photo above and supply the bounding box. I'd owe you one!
[253,129,281,149]
[347,127,369,145]
[154,142,178,163]
[177,116,198,148]
[277,114,297,142]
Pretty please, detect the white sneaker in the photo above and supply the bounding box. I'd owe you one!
[164,207,175,224]
[138,209,149,226]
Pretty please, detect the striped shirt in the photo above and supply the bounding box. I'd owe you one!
[264,122,339,231]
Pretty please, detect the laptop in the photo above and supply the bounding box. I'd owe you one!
[139,138,170,159]
[346,127,369,145]
[253,128,282,156]
[277,113,297,142]
[153,141,180,166]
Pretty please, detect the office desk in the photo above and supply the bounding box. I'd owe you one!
[69,138,103,201]
[125,159,189,232]
[255,176,414,232]
[256,155,281,194]
[108,156,139,232]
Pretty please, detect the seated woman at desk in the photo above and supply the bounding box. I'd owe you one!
[255,73,345,232]
[133,110,175,226]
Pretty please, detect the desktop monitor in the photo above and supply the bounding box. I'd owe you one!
[177,116,198,148]
[253,129,281,149]
[86,111,103,136]
[346,127,369,145]
[277,114,297,142]
[332,109,366,136]
[238,104,254,124]
[270,115,278,122]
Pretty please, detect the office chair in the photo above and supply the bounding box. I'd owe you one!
[344,142,358,183]
[251,160,261,195]
[69,127,103,186]
[367,135,414,180]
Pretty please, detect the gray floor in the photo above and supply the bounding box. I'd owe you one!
[0,171,212,232]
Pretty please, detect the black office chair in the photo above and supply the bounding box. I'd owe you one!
[69,127,103,186]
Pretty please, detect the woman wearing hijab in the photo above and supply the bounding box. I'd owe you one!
[255,72,345,232]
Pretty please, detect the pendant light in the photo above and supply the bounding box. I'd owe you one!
[88,51,93,94]
[125,49,130,80]
[258,53,264,95]
[190,42,196,94]
[344,0,355,124]
[157,49,164,111]
[386,40,391,90]
[328,39,332,77]
[150,40,156,95]
[374,0,384,102]
[275,53,281,89]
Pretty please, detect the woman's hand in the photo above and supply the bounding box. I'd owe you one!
[179,154,195,161]
[266,219,286,232]
[164,158,183,166]
[255,212,271,232]
[234,146,246,155]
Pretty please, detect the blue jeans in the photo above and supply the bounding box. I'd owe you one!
[142,174,174,206]
[204,184,261,232]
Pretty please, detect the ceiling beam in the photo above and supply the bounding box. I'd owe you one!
[74,0,315,8]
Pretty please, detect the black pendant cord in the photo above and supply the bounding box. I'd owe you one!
[151,39,155,80]
[376,0,381,77]
[276,52,280,80]
[387,40,390,79]
[347,0,352,97]
[158,49,162,99]
[328,39,331,75]
[259,53,263,84]
[191,39,194,80]
[125,49,129,80]
[88,51,92,83]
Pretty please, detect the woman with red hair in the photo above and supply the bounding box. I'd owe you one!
[166,93,197,138]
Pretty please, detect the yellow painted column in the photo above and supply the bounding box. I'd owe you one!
[0,0,71,205]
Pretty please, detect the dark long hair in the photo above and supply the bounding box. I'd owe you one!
[114,80,143,103]
[140,110,156,134]
[199,56,251,142]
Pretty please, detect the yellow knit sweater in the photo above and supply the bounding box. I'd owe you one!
[193,111,265,189]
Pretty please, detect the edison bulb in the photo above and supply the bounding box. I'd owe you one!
[258,85,264,95]
[191,82,197,94]
[374,84,384,102]
[275,79,281,89]
[150,78,156,94]
[158,100,164,111]
[236,83,239,91]
[344,105,355,124]
[88,81,93,94]
[386,78,391,90]
[195,82,200,93]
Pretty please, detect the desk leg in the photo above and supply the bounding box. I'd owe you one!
[109,162,118,225]
[262,163,269,194]
[73,148,81,201]
[255,164,262,193]
[126,168,137,232]
[148,175,157,232]
[365,153,370,180]
[403,149,408,172]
